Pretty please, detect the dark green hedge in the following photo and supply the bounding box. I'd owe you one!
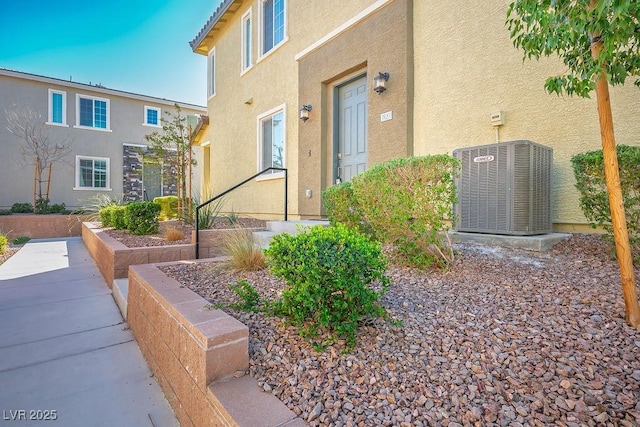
[572,144,640,260]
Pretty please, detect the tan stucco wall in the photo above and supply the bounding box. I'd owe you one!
[297,0,413,217]
[413,0,640,226]
[201,0,639,223]
[200,0,382,218]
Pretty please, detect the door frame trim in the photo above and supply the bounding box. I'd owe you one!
[332,72,367,184]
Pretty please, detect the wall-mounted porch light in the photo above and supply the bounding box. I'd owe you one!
[373,72,390,94]
[299,104,312,122]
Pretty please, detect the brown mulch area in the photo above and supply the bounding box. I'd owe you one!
[103,217,266,248]
[161,234,640,426]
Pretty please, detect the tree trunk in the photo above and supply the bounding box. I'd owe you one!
[32,162,38,214]
[590,26,640,329]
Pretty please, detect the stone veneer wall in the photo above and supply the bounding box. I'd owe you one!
[122,144,178,202]
[128,263,249,427]
[123,144,144,201]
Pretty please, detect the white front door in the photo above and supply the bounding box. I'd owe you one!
[337,76,368,183]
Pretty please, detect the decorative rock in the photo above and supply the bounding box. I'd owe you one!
[308,403,323,422]
[162,234,640,427]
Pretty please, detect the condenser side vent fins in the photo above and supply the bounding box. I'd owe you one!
[453,140,553,236]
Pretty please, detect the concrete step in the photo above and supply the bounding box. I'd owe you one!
[112,278,129,320]
[252,231,277,249]
[208,375,306,426]
[255,220,330,249]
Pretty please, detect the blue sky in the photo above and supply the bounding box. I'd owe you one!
[0,0,223,106]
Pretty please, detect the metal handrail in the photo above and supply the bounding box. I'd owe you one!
[195,167,288,259]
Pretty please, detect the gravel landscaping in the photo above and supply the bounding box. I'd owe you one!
[161,233,640,427]
[0,246,20,266]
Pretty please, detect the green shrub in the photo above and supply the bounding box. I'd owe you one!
[322,181,373,236]
[49,203,69,214]
[10,202,33,213]
[572,145,640,260]
[0,234,7,254]
[266,224,389,348]
[153,196,179,220]
[228,280,262,312]
[0,210,11,216]
[99,205,126,228]
[12,236,30,245]
[109,206,128,229]
[99,206,113,227]
[124,202,161,235]
[350,155,460,269]
[35,198,50,214]
[33,198,68,214]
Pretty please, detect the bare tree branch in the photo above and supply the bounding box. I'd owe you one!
[5,106,73,202]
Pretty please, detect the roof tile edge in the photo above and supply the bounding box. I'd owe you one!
[189,0,238,53]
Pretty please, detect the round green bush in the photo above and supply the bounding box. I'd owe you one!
[124,202,161,235]
[265,224,389,348]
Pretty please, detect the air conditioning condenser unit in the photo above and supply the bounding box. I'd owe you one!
[453,140,553,236]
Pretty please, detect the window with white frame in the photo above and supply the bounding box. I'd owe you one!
[47,89,67,126]
[241,8,253,72]
[260,0,286,56]
[258,105,285,174]
[75,156,110,190]
[75,94,110,130]
[207,47,216,98]
[143,106,161,126]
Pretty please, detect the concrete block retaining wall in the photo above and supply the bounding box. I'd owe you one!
[82,222,265,287]
[128,263,249,427]
[82,222,195,287]
[0,214,89,240]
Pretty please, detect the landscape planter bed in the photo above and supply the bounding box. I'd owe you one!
[81,222,264,287]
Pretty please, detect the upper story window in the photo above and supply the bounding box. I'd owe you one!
[241,8,253,73]
[257,104,286,175]
[47,89,67,126]
[75,94,110,130]
[75,155,110,190]
[207,47,216,98]
[260,0,286,57]
[143,106,161,127]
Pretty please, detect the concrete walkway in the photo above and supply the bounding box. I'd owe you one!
[0,238,179,427]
